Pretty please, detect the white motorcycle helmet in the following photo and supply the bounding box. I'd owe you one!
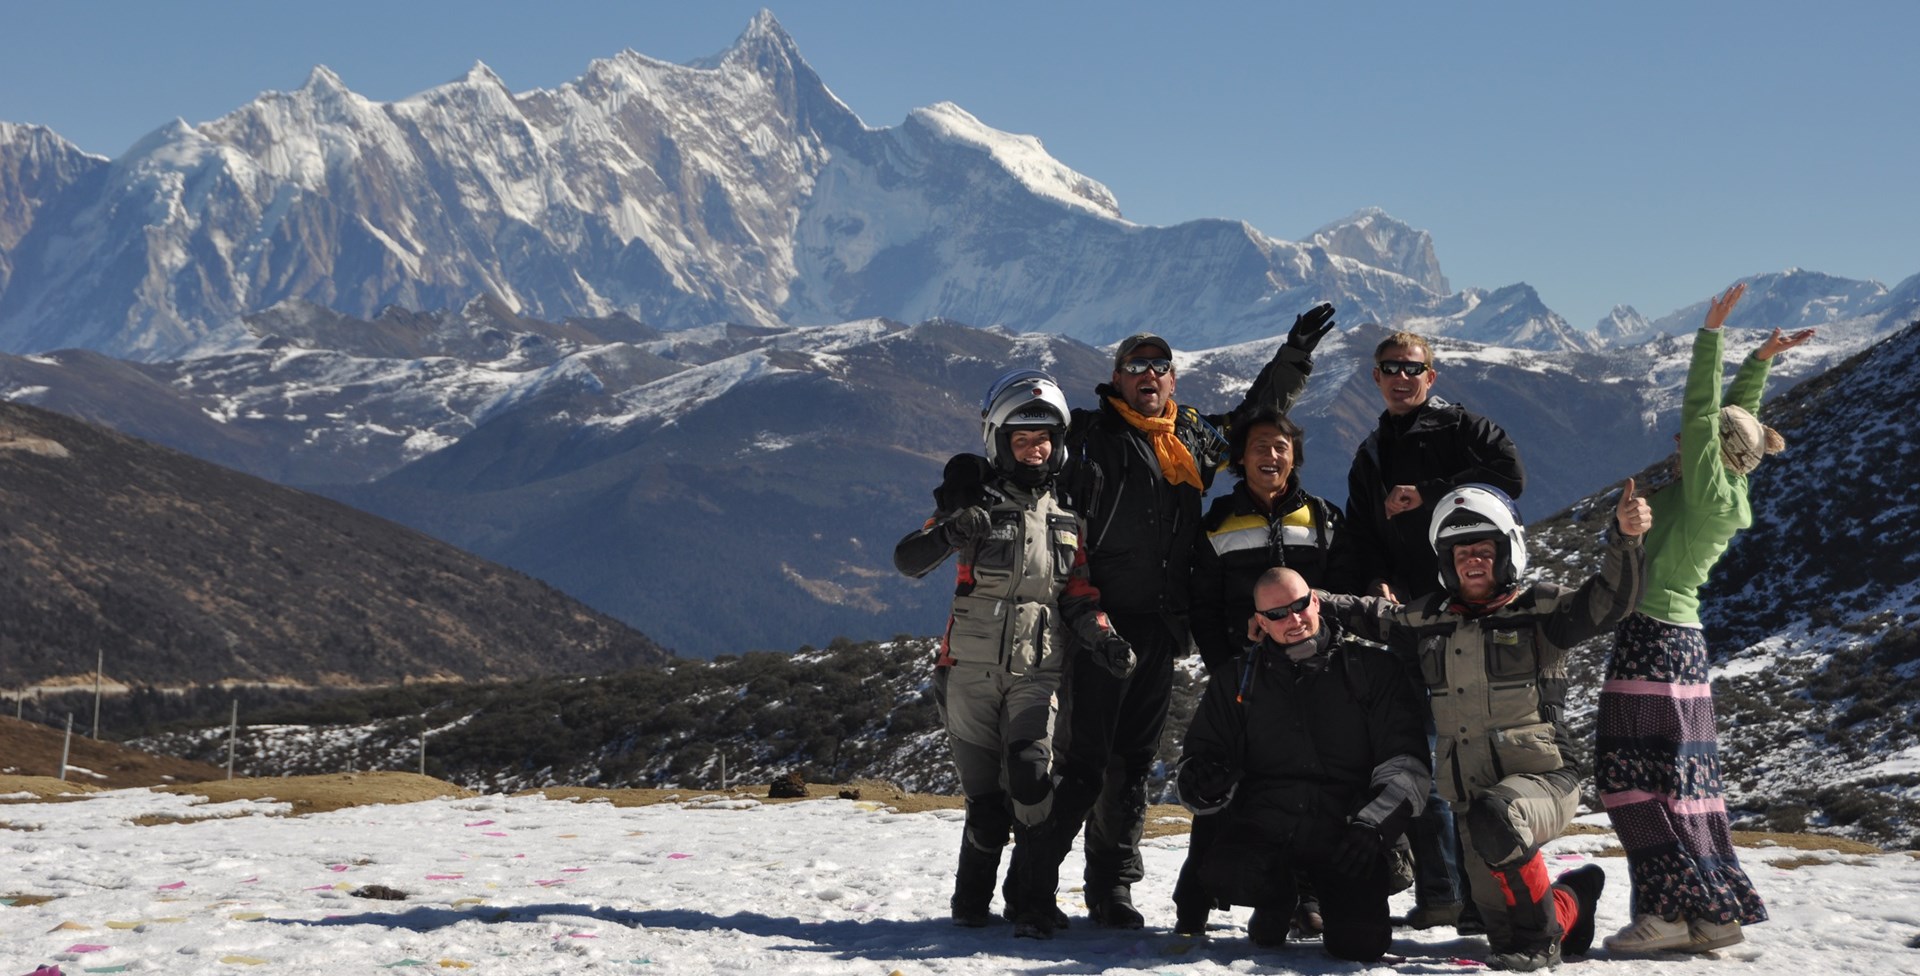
[981,368,1071,484]
[1428,483,1527,595]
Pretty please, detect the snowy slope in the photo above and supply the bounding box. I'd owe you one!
[1,786,1913,974]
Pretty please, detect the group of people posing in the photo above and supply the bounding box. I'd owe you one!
[893,284,1811,970]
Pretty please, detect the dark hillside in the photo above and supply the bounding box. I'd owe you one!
[1529,321,1920,846]
[0,400,670,689]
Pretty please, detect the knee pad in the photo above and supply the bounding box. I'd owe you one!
[1006,739,1053,807]
[963,792,1014,853]
[1465,790,1533,869]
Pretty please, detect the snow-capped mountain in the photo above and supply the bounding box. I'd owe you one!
[0,12,1758,362]
[1593,304,1652,345]
[1307,207,1449,294]
[1646,268,1899,339]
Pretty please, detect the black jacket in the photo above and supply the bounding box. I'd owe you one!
[1343,396,1525,601]
[1189,480,1363,672]
[1062,346,1311,622]
[1176,622,1429,843]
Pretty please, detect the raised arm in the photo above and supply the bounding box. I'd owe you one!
[1538,494,1648,650]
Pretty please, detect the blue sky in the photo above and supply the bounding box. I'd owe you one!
[2,1,1913,331]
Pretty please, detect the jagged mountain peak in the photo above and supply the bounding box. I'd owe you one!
[1307,207,1449,293]
[300,64,349,94]
[1594,304,1653,346]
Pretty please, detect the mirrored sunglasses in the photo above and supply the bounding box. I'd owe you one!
[1376,360,1430,377]
[1255,594,1313,620]
[1119,358,1174,376]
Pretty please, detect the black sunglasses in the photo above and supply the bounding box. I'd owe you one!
[1255,594,1313,620]
[1376,360,1430,377]
[1118,358,1174,376]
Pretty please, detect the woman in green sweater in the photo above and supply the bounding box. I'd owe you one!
[1596,283,1814,955]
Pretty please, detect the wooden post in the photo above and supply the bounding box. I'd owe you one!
[418,728,427,776]
[59,713,73,781]
[226,701,238,780]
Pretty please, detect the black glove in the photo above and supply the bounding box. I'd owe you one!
[1286,302,1337,353]
[1177,758,1240,810]
[933,453,993,513]
[1090,631,1136,680]
[1330,819,1385,877]
[940,506,991,548]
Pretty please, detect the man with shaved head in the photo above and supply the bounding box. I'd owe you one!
[1171,567,1428,960]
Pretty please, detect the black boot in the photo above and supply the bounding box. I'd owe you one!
[1553,864,1606,957]
[1088,886,1145,929]
[951,841,1001,927]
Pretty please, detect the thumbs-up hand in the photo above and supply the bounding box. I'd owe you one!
[1616,478,1651,537]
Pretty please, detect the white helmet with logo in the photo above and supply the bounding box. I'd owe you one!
[1428,483,1527,594]
[981,369,1071,483]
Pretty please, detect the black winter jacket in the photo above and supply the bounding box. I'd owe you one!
[1343,396,1525,601]
[1176,623,1429,844]
[1063,346,1311,622]
[1189,480,1363,672]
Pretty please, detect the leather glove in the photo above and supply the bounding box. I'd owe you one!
[1286,302,1337,353]
[940,506,991,549]
[1091,631,1136,680]
[933,453,993,513]
[1177,758,1240,810]
[1330,819,1385,877]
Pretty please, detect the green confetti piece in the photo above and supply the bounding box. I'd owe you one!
[382,960,428,969]
[86,967,134,974]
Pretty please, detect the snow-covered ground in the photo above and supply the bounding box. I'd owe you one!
[3,789,1915,974]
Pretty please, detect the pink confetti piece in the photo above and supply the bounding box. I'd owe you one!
[560,867,587,873]
[512,854,526,859]
[241,877,259,884]
[158,881,187,890]
[565,932,597,939]
[66,943,110,952]
[1450,959,1489,968]
[534,879,566,887]
[426,874,464,880]
[303,884,336,891]
[482,832,507,837]
[667,853,691,860]
[328,864,349,872]
[464,820,495,827]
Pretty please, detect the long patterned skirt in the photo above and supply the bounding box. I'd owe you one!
[1595,613,1766,925]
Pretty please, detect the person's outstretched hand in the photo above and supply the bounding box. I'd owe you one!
[1616,478,1650,537]
[1756,326,1817,361]
[1286,302,1338,353]
[1703,283,1746,331]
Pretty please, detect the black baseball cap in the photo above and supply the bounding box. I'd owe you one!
[1112,332,1173,368]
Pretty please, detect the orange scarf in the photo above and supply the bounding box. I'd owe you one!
[1106,395,1203,489]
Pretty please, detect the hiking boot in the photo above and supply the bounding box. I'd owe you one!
[951,904,994,927]
[1088,889,1145,930]
[1248,906,1290,947]
[1603,913,1690,953]
[1457,901,1487,936]
[1552,865,1605,957]
[1174,896,1209,937]
[1291,902,1324,940]
[1682,918,1744,952]
[1012,905,1057,940]
[1406,900,1463,929]
[1489,940,1561,972]
[951,843,1000,928]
